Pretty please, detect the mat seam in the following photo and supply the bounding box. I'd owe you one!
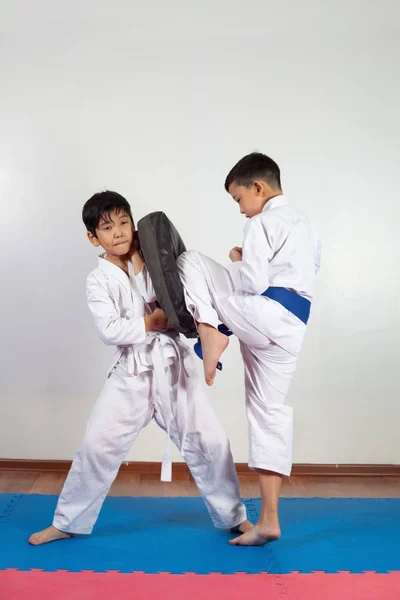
[0,494,23,524]
[245,498,291,599]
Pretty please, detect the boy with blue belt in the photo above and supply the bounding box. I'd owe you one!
[178,152,321,546]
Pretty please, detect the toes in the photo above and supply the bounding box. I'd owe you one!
[29,535,39,545]
[229,535,242,546]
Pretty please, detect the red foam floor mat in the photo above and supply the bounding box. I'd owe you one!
[1,570,399,599]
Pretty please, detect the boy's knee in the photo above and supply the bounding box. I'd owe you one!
[177,250,192,267]
[202,428,230,457]
[177,250,201,269]
[209,436,230,457]
[80,433,101,458]
[184,428,229,462]
[81,431,117,462]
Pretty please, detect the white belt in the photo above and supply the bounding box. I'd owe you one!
[127,333,190,482]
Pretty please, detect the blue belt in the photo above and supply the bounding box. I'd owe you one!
[262,287,311,325]
[194,287,310,370]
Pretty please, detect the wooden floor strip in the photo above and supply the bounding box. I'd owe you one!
[1,471,399,497]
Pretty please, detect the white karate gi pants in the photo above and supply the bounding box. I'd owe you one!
[53,348,246,534]
[177,251,297,477]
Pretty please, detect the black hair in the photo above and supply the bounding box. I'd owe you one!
[224,152,282,192]
[82,191,133,237]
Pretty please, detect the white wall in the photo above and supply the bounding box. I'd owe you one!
[1,0,399,464]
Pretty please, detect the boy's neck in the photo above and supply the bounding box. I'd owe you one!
[261,189,283,211]
[104,252,129,272]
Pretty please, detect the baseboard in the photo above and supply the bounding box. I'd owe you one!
[0,459,399,477]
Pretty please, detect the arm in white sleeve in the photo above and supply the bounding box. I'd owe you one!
[86,274,146,346]
[228,216,275,295]
[134,263,158,303]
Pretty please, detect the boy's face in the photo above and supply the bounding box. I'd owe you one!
[87,209,134,257]
[228,181,266,218]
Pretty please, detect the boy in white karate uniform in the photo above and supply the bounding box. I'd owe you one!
[178,153,321,546]
[29,191,251,545]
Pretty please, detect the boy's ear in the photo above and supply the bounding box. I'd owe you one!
[254,180,269,197]
[87,231,101,247]
[253,181,263,194]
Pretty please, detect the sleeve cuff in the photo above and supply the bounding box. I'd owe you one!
[136,316,147,345]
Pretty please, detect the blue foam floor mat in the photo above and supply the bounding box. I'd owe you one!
[0,494,399,573]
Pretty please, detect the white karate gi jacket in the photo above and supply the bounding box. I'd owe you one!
[227,195,321,355]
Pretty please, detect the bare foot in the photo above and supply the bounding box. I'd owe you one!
[197,323,229,385]
[229,522,281,546]
[29,525,71,546]
[230,519,254,534]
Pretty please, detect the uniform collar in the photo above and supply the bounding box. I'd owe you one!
[98,254,131,292]
[262,194,291,212]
